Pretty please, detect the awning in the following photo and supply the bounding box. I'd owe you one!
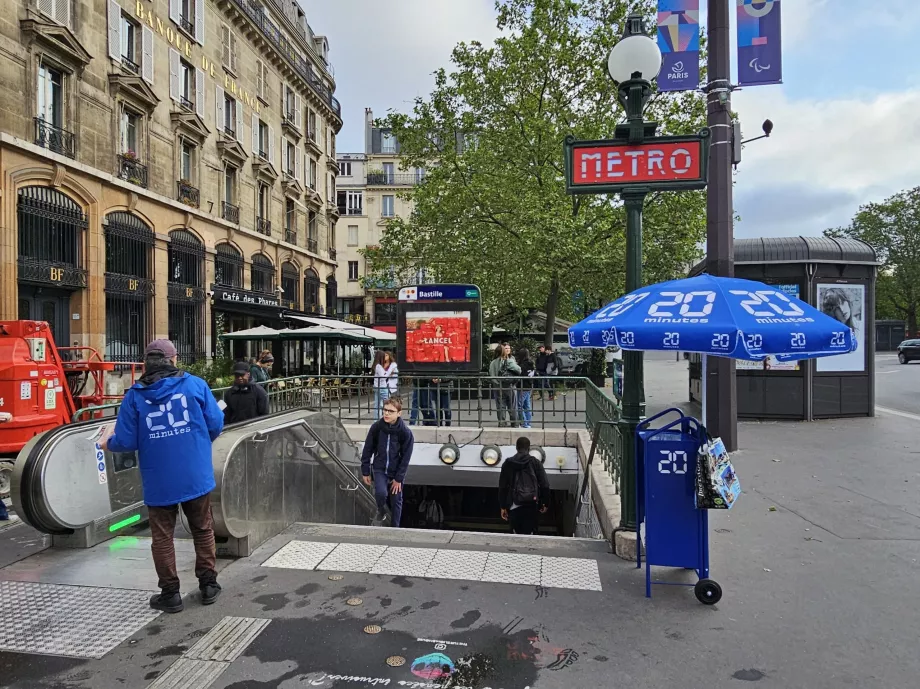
[284,314,396,342]
[219,324,378,343]
[219,325,286,340]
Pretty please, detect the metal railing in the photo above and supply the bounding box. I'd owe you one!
[223,125,236,139]
[585,381,622,489]
[366,172,418,186]
[257,217,272,236]
[177,181,199,207]
[222,202,240,223]
[121,56,139,74]
[179,15,194,36]
[34,118,75,158]
[328,247,337,261]
[307,238,318,253]
[178,95,194,112]
[284,228,297,244]
[117,155,148,188]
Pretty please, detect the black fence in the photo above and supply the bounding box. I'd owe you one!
[34,117,75,158]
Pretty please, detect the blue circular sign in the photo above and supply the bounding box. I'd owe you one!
[97,461,106,472]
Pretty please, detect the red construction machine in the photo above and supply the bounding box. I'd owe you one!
[0,320,141,496]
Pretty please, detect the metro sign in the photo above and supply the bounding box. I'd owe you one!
[564,129,711,195]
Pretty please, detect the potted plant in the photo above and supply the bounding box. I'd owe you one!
[122,149,138,160]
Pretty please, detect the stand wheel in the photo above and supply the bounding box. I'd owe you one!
[694,578,722,605]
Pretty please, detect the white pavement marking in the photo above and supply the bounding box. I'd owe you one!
[262,540,603,592]
[875,405,920,422]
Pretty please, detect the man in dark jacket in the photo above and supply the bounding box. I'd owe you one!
[498,436,551,535]
[361,396,414,527]
[101,339,224,613]
[223,362,269,424]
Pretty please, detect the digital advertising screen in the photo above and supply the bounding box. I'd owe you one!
[397,285,482,373]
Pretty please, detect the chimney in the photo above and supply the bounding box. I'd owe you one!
[365,108,373,155]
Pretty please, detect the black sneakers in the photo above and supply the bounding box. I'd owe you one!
[149,591,184,613]
[200,582,222,605]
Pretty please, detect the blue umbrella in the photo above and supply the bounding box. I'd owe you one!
[567,274,856,361]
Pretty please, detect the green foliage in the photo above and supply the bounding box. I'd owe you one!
[364,0,708,340]
[181,357,235,388]
[825,186,920,333]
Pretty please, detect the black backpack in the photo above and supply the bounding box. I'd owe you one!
[512,459,540,505]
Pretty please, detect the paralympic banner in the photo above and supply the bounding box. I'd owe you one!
[657,0,700,92]
[737,0,783,86]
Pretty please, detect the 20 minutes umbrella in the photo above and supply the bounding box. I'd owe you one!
[567,274,856,361]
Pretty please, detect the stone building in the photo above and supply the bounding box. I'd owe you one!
[0,0,342,363]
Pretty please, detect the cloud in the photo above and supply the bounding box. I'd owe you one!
[299,0,500,151]
[734,185,858,238]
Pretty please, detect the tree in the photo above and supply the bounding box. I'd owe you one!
[825,186,920,335]
[363,0,708,345]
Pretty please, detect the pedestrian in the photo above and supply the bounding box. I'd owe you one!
[516,348,535,429]
[361,396,414,527]
[222,361,269,424]
[488,342,520,427]
[0,496,9,521]
[535,345,548,400]
[373,350,399,418]
[544,347,561,400]
[101,339,224,613]
[250,352,272,384]
[499,436,550,535]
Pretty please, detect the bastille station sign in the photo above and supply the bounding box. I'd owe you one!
[564,130,711,195]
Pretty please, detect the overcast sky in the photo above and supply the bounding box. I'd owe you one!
[300,0,919,239]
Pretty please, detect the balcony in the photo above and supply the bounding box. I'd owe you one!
[257,217,272,236]
[282,110,301,138]
[178,95,194,113]
[177,181,200,207]
[117,155,148,188]
[222,202,240,224]
[121,55,139,74]
[179,14,194,36]
[34,118,75,159]
[284,228,297,244]
[230,0,341,120]
[329,247,337,261]
[223,125,236,139]
[367,172,418,186]
[307,237,318,253]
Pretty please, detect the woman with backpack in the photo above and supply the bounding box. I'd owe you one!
[498,436,551,535]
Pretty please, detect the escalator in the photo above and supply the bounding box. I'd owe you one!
[10,410,378,555]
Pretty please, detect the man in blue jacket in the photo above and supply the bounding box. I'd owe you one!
[361,396,414,527]
[101,339,224,613]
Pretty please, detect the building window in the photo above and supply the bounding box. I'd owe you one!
[177,0,195,36]
[167,229,205,364]
[225,167,236,204]
[121,109,140,156]
[381,131,396,153]
[348,261,359,282]
[416,166,426,183]
[38,0,71,27]
[215,243,243,288]
[256,60,267,100]
[17,186,87,290]
[37,64,64,129]
[285,198,296,243]
[339,161,352,176]
[307,109,317,140]
[104,212,154,363]
[221,23,238,73]
[374,301,397,326]
[303,269,320,312]
[281,263,299,309]
[383,162,394,184]
[180,140,195,181]
[251,254,275,294]
[337,190,363,216]
[120,15,138,70]
[347,225,358,246]
[382,195,395,217]
[285,140,296,176]
[258,120,269,157]
[224,93,236,136]
[309,158,317,190]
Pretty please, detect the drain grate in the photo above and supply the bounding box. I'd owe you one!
[183,617,271,662]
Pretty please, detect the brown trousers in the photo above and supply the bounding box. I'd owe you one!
[147,493,217,594]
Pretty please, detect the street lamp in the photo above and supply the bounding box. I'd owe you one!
[606,14,662,531]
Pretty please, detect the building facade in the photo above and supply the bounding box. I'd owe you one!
[0,0,341,363]
[334,107,425,333]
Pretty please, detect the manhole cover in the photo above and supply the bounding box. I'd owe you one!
[328,575,344,581]
[346,597,363,606]
[364,625,382,635]
[386,656,406,667]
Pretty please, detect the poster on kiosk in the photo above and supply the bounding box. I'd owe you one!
[396,284,482,373]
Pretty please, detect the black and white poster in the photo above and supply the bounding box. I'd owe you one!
[816,284,865,373]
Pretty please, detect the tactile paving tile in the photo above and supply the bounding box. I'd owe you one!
[316,542,387,573]
[369,547,438,577]
[147,657,229,688]
[0,580,159,659]
[481,552,543,585]
[183,616,271,662]
[261,540,338,570]
[424,549,489,581]
[540,556,603,591]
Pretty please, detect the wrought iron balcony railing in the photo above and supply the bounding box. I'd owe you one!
[367,172,418,186]
[121,56,139,74]
[223,125,236,139]
[284,229,297,244]
[177,181,200,207]
[257,217,272,236]
[179,15,194,36]
[328,247,337,261]
[117,155,148,188]
[179,95,194,112]
[222,202,240,224]
[34,118,75,158]
[307,238,318,253]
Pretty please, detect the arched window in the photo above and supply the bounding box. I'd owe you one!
[325,274,337,316]
[104,212,155,362]
[215,243,243,288]
[17,185,87,287]
[281,262,299,309]
[251,253,275,294]
[167,229,205,362]
[304,268,320,313]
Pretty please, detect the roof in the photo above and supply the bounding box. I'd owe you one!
[690,236,879,275]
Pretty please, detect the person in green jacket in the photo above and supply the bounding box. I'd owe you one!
[489,342,521,427]
[250,353,273,384]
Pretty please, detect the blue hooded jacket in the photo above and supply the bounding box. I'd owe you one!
[107,369,224,507]
[360,417,414,483]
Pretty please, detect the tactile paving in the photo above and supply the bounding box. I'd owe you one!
[424,548,489,581]
[146,657,229,688]
[481,552,543,585]
[369,546,438,577]
[316,542,387,573]
[261,540,337,570]
[0,580,159,659]
[183,616,270,662]
[540,556,603,591]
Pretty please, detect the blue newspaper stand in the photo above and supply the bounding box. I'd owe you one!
[636,408,722,605]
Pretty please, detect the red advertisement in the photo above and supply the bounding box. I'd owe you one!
[404,311,471,364]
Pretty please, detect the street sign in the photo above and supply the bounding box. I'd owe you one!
[564,130,711,195]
